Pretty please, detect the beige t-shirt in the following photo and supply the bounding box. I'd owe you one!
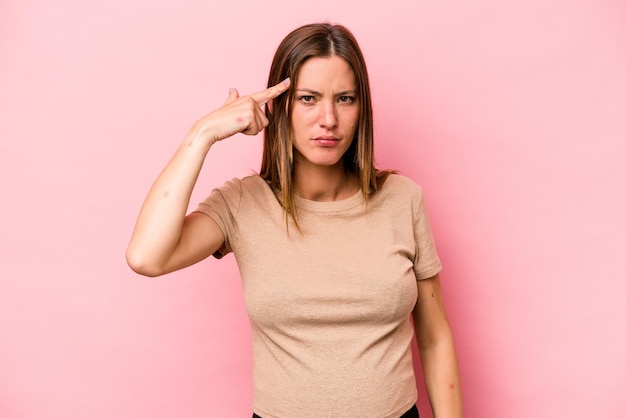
[196,174,442,418]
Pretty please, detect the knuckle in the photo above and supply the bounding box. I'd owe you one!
[245,97,259,108]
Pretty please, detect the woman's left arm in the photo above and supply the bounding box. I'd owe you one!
[413,273,463,417]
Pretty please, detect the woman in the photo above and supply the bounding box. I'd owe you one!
[127,23,462,418]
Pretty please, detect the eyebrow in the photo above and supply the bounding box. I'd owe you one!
[295,88,357,96]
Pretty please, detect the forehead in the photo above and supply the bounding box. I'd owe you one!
[296,56,356,89]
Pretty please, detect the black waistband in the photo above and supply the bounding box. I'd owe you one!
[401,404,419,418]
[252,403,419,418]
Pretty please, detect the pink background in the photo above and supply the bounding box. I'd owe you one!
[2,0,625,417]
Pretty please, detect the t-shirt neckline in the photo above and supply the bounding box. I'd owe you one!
[294,189,364,213]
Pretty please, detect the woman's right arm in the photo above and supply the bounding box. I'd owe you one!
[126,79,290,277]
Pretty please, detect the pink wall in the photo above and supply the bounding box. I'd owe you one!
[2,0,625,417]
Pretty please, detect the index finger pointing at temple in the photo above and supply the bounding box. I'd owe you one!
[253,78,291,106]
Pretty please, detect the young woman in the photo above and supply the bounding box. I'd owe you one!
[127,23,462,418]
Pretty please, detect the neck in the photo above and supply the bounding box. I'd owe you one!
[293,161,359,202]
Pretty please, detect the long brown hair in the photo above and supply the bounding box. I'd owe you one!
[260,23,391,230]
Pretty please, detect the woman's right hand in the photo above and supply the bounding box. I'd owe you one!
[192,78,291,145]
[126,78,290,277]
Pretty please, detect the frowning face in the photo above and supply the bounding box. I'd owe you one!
[290,56,360,170]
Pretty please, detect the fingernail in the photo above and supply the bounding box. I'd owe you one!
[283,77,291,86]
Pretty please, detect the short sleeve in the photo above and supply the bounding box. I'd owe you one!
[412,190,442,280]
[193,179,242,259]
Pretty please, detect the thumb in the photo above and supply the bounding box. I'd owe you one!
[224,87,239,104]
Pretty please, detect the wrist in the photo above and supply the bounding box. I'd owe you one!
[186,120,219,150]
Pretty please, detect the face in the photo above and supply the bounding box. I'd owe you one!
[290,56,359,169]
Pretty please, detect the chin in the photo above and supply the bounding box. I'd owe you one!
[294,148,349,168]
[309,156,345,167]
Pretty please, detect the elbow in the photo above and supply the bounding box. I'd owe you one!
[125,248,164,277]
[417,328,455,353]
[415,320,455,352]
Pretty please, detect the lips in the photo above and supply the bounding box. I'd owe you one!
[313,136,340,147]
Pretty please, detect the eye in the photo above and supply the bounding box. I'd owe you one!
[298,95,315,104]
[338,96,355,104]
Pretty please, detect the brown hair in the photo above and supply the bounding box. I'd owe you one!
[260,23,391,230]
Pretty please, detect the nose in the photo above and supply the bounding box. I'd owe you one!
[319,100,338,129]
